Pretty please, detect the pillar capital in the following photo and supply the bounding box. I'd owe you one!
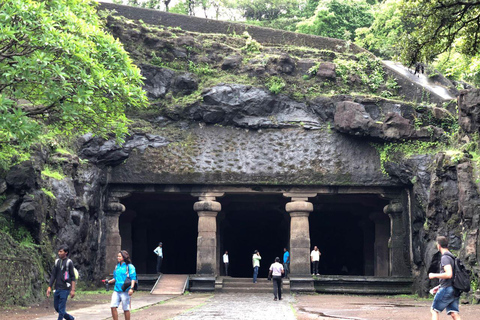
[105,201,125,215]
[194,200,221,212]
[286,201,313,213]
[383,200,402,216]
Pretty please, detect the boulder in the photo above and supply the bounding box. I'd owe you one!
[171,73,198,96]
[382,112,414,140]
[221,55,243,70]
[275,53,296,74]
[316,62,336,80]
[334,101,380,137]
[5,161,36,192]
[140,64,176,99]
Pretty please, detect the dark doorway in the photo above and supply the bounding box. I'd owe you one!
[220,194,289,278]
[120,193,197,274]
[310,195,389,276]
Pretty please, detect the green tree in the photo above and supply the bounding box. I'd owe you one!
[355,0,403,59]
[0,0,147,169]
[399,0,480,66]
[296,0,374,41]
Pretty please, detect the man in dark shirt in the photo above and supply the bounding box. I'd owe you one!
[428,236,461,320]
[47,245,76,320]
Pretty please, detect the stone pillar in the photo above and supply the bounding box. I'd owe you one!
[370,212,390,277]
[384,199,410,276]
[104,198,125,276]
[284,193,316,277]
[193,193,224,275]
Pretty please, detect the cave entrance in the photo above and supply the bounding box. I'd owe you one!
[310,194,390,276]
[219,194,290,278]
[120,193,197,274]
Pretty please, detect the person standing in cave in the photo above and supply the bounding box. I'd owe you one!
[252,250,261,283]
[153,242,163,274]
[429,236,462,320]
[46,245,76,320]
[223,250,229,276]
[283,248,290,279]
[310,245,321,275]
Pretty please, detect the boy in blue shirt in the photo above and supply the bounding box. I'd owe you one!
[106,250,137,320]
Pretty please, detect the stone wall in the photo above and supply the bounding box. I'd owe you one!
[99,2,366,55]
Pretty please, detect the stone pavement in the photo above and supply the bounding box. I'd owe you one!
[33,295,174,320]
[172,293,296,320]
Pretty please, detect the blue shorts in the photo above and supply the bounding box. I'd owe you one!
[110,291,131,311]
[431,286,460,314]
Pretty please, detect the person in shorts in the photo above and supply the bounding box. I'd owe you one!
[429,236,461,320]
[106,250,137,320]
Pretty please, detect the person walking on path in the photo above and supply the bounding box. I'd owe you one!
[283,248,290,279]
[268,257,285,301]
[153,242,163,274]
[223,250,229,276]
[47,245,76,320]
[252,250,262,283]
[310,246,321,275]
[429,236,462,320]
[106,250,137,320]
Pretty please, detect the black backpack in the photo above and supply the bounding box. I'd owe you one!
[445,252,471,293]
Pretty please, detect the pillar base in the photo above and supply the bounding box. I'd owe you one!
[189,276,216,292]
[289,277,315,293]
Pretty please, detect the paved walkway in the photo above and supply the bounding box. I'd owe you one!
[34,295,173,320]
[383,60,456,100]
[172,293,296,320]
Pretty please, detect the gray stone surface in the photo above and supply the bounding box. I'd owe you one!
[173,293,295,320]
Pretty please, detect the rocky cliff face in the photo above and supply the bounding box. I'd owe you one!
[1,13,479,305]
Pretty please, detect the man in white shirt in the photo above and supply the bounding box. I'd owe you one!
[153,242,163,274]
[223,250,229,276]
[310,246,321,275]
[268,257,284,301]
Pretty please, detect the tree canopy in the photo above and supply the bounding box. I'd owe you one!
[399,0,480,66]
[0,0,147,169]
[296,0,374,41]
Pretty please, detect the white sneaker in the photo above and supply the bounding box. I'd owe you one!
[312,273,315,276]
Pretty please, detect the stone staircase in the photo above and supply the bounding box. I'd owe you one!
[218,277,290,293]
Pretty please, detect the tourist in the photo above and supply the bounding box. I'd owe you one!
[310,246,321,275]
[429,236,462,320]
[106,250,137,320]
[223,250,229,276]
[252,250,261,283]
[153,242,163,274]
[268,257,284,301]
[46,245,76,320]
[283,248,290,279]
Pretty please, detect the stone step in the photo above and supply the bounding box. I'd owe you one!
[220,287,290,293]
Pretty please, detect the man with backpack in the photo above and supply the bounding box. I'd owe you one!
[429,236,462,320]
[46,245,76,320]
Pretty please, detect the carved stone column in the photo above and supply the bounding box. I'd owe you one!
[193,193,224,275]
[384,198,410,276]
[104,197,126,276]
[284,193,316,277]
[369,211,390,277]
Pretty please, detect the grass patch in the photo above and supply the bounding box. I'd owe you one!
[41,166,66,180]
